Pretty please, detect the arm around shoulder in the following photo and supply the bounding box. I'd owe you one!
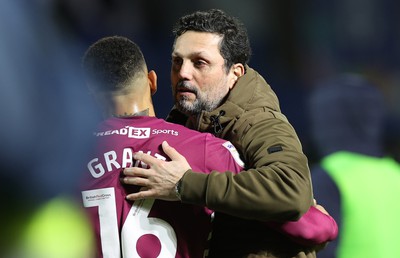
[185,112,313,221]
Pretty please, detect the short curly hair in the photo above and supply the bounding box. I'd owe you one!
[172,9,251,72]
[82,36,146,92]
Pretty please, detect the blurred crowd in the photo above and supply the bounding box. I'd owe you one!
[51,0,400,162]
[1,0,399,257]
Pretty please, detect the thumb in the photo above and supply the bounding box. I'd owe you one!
[162,141,185,161]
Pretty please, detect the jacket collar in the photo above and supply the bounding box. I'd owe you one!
[190,66,280,133]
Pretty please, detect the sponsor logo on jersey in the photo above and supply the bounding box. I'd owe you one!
[152,129,179,136]
[94,127,179,138]
[222,141,245,168]
[94,126,151,139]
[84,192,112,201]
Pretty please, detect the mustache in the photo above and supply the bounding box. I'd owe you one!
[176,81,197,94]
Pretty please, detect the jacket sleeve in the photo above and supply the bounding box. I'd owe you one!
[180,111,313,221]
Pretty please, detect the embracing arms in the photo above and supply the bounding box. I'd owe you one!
[122,141,338,246]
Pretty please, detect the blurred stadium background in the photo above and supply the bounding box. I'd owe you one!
[1,1,399,257]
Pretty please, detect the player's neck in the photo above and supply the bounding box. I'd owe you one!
[112,108,152,118]
[110,96,156,118]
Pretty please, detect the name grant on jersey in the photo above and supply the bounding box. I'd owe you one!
[88,149,167,179]
[93,126,179,138]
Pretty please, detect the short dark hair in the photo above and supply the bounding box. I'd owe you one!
[172,9,251,72]
[82,36,146,92]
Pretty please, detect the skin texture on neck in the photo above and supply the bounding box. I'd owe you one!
[112,108,150,118]
[96,70,158,119]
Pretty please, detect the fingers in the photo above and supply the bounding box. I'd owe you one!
[123,167,149,177]
[125,187,177,201]
[315,204,329,215]
[126,188,150,201]
[129,141,189,167]
[121,175,148,187]
[161,141,185,161]
[132,151,161,167]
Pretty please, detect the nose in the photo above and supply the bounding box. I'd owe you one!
[177,60,193,80]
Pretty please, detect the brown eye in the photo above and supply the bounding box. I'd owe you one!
[172,58,183,67]
[194,59,207,68]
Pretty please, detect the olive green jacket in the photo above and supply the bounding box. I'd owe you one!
[167,66,315,257]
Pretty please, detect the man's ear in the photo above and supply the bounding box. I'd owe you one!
[232,63,245,78]
[229,63,245,89]
[148,70,157,95]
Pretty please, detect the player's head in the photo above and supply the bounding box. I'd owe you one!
[82,36,157,117]
[82,36,148,93]
[172,9,251,72]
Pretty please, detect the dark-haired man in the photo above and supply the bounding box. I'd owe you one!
[123,9,335,258]
[83,35,337,258]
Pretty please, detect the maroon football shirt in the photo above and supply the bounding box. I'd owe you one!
[81,116,244,258]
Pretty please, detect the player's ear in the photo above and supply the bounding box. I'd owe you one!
[148,70,157,95]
